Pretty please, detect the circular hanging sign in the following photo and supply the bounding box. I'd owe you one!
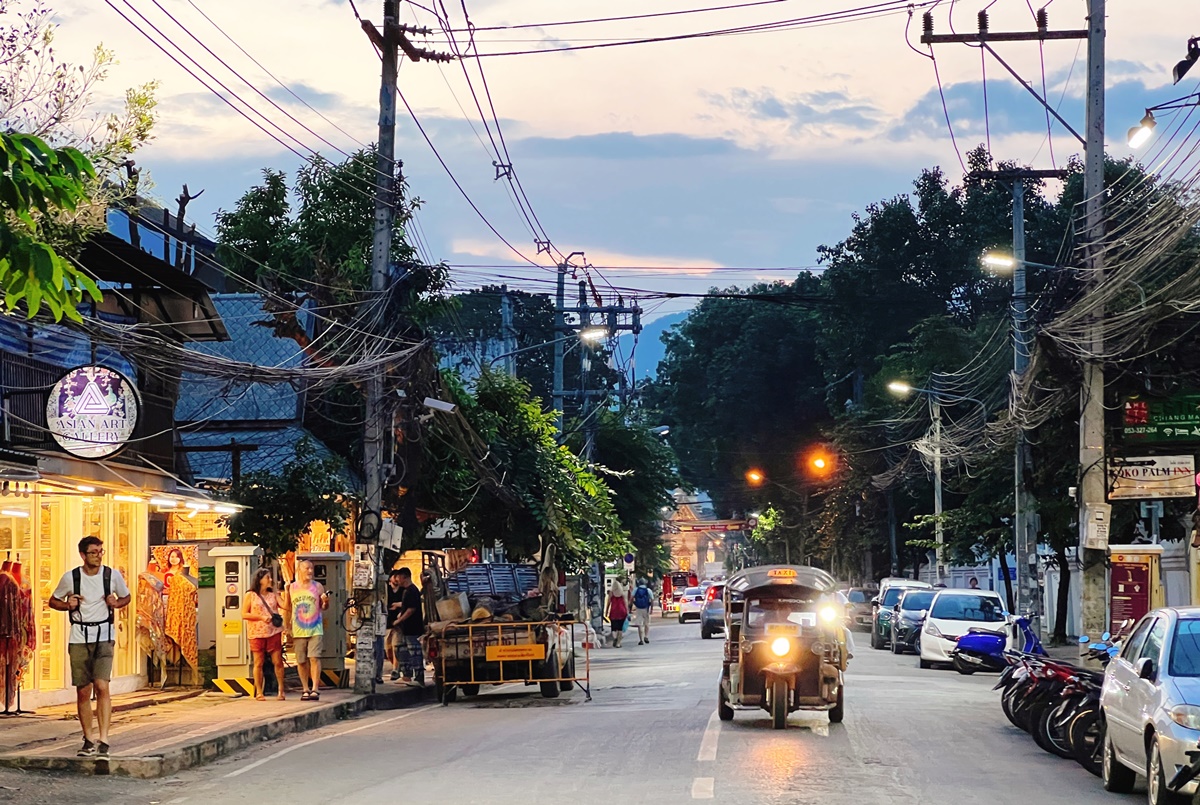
[46,366,140,459]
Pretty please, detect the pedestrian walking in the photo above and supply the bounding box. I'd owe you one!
[385,569,405,681]
[606,575,630,647]
[282,560,329,701]
[632,577,654,645]
[391,567,425,685]
[242,568,286,701]
[48,537,131,760]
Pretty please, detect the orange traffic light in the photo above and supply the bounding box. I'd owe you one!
[745,468,765,486]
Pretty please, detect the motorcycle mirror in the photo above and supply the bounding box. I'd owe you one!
[1102,632,1111,642]
[1090,643,1105,650]
[1078,635,1090,643]
[1108,647,1120,657]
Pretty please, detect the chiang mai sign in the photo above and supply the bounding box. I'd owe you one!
[1123,394,1200,443]
[46,366,140,459]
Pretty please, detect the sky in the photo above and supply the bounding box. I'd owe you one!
[49,0,1200,324]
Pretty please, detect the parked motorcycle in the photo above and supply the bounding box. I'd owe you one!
[952,614,1045,674]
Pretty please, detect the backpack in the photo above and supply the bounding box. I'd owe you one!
[633,585,652,610]
[71,566,113,645]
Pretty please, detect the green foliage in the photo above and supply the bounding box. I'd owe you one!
[421,369,630,570]
[0,132,99,320]
[226,439,351,560]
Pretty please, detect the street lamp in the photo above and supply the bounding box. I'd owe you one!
[1173,36,1200,85]
[887,382,987,585]
[486,329,609,368]
[1125,94,1200,148]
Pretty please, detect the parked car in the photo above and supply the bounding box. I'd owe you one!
[1101,607,1200,803]
[918,589,1007,669]
[677,587,706,623]
[871,579,932,650]
[890,588,936,655]
[844,587,875,631]
[700,584,725,639]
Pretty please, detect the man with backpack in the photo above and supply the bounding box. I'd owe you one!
[632,578,654,645]
[48,536,131,760]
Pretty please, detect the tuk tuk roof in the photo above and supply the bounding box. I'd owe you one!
[725,565,838,595]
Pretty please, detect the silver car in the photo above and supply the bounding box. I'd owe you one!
[1101,607,1200,804]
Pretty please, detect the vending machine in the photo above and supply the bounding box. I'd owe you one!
[209,544,263,696]
[297,551,350,688]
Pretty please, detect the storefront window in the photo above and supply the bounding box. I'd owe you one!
[34,499,62,689]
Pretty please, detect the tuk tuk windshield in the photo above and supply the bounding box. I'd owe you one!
[744,597,820,630]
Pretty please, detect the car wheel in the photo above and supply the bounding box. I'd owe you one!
[701,625,712,639]
[918,657,932,669]
[678,614,686,624]
[1102,732,1136,793]
[870,628,883,650]
[1148,738,1189,805]
[539,653,561,699]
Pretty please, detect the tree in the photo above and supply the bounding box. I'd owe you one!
[226,439,351,560]
[0,0,158,320]
[568,409,680,572]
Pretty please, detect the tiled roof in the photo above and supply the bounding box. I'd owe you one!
[175,294,308,423]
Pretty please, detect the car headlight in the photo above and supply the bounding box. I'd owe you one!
[1170,705,1200,730]
[819,606,838,623]
[879,611,891,622]
[771,637,791,657]
[924,621,943,638]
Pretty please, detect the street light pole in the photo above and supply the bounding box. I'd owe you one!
[933,397,944,585]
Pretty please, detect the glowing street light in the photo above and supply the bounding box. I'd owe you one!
[580,326,608,342]
[745,469,765,486]
[981,252,1016,271]
[886,381,913,396]
[1127,111,1157,149]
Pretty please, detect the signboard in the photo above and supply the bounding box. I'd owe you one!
[673,521,748,532]
[222,619,242,635]
[485,644,545,662]
[45,366,139,459]
[1083,503,1112,550]
[1110,554,1151,635]
[1124,395,1200,443]
[197,566,215,588]
[1108,455,1196,499]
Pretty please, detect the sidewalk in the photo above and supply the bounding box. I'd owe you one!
[0,679,432,779]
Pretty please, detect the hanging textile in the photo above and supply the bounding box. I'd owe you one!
[164,573,199,671]
[0,563,33,710]
[136,573,171,674]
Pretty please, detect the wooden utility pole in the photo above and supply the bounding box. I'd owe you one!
[356,2,452,694]
[1078,0,1108,652]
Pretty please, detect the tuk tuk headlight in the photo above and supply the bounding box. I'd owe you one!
[771,637,791,657]
[819,605,838,623]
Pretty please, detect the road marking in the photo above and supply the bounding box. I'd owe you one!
[691,777,715,799]
[223,706,435,778]
[697,710,720,761]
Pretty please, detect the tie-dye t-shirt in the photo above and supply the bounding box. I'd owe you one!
[289,581,324,637]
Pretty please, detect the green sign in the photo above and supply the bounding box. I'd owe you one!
[1124,394,1200,443]
[197,565,215,589]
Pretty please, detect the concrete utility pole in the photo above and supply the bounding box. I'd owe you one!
[1078,0,1108,649]
[553,264,567,435]
[356,2,451,694]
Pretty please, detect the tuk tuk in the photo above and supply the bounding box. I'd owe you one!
[717,565,849,729]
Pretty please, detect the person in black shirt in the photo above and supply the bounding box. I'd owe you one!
[392,567,425,685]
[385,570,406,681]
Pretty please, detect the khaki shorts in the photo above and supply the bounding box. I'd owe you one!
[69,641,115,688]
[292,634,324,663]
[387,627,403,650]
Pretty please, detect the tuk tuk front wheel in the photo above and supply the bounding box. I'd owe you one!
[828,685,844,724]
[539,653,561,699]
[770,677,789,730]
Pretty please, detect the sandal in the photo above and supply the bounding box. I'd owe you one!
[310,691,320,701]
[300,691,312,701]
[276,694,286,701]
[255,695,266,701]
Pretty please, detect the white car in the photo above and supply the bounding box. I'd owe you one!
[677,587,706,623]
[1101,607,1200,803]
[918,589,1008,669]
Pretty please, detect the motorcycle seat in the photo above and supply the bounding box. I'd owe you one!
[967,627,1007,636]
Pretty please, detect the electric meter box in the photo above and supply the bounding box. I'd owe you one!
[209,544,263,693]
[298,551,351,685]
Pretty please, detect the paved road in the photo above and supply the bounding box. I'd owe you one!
[0,619,1149,804]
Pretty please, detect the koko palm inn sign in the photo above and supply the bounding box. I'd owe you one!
[46,366,140,459]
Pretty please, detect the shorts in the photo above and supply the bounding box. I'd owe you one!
[69,641,114,688]
[293,633,324,663]
[610,618,626,633]
[387,627,404,650]
[250,633,283,655]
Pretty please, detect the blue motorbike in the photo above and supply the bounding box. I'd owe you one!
[951,615,1046,675]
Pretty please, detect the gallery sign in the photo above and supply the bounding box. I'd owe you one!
[1107,455,1196,500]
[46,366,140,459]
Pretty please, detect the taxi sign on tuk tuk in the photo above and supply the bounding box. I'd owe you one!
[767,568,798,579]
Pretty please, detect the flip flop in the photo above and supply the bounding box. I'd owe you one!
[255,695,266,701]
[276,694,286,701]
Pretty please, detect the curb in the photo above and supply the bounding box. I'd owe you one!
[0,685,432,779]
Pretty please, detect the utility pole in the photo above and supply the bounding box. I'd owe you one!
[499,285,516,375]
[553,263,568,435]
[1078,0,1108,650]
[933,398,944,585]
[356,2,451,694]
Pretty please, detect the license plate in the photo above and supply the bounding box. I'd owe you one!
[767,623,802,635]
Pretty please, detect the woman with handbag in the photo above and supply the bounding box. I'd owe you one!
[243,568,286,701]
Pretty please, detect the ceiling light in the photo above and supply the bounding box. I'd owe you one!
[1128,111,1157,149]
[0,509,29,518]
[184,501,211,511]
[213,505,238,514]
[112,495,142,503]
[149,497,177,507]
[76,485,96,493]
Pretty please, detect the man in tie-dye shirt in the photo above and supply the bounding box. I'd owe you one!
[283,560,328,701]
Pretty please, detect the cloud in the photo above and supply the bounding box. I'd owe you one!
[707,87,883,134]
[264,81,344,112]
[450,239,724,274]
[514,132,741,160]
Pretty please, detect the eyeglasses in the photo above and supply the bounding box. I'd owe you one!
[85,549,104,556]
